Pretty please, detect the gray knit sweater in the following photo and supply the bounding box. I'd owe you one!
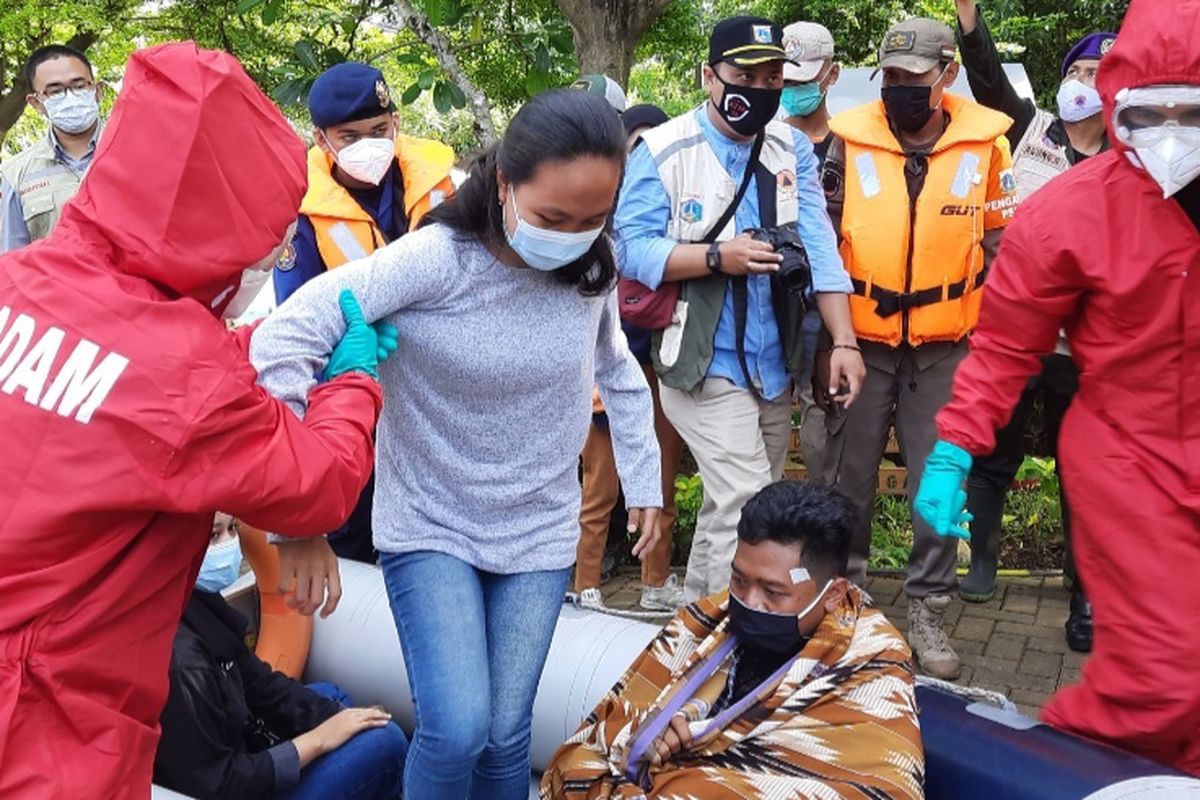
[249,223,661,573]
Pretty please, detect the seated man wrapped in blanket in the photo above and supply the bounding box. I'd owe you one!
[542,480,924,800]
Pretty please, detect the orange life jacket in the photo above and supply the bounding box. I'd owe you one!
[830,94,1014,347]
[301,134,455,269]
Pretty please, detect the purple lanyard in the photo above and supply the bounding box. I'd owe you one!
[692,650,799,742]
[623,638,803,789]
[624,637,737,787]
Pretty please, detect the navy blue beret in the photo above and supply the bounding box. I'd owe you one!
[1062,32,1116,77]
[308,62,395,128]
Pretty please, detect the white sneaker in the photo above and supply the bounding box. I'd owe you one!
[640,574,686,612]
[577,587,606,612]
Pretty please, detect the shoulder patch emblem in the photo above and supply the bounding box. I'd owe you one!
[276,241,297,272]
[999,169,1017,194]
[680,197,703,224]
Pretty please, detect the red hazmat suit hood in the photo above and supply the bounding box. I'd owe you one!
[1098,0,1200,152]
[54,41,306,312]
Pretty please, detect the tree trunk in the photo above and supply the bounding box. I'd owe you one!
[555,0,672,87]
[389,0,499,146]
[0,31,99,148]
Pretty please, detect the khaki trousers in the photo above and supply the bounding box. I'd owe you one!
[574,365,683,591]
[661,378,792,601]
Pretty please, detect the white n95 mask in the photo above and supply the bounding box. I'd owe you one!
[330,136,395,186]
[223,267,272,319]
[1056,80,1103,123]
[1131,128,1200,198]
[1114,85,1200,198]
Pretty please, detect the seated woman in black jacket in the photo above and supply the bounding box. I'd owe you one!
[154,519,407,799]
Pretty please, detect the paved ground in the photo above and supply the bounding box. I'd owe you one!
[597,570,1087,719]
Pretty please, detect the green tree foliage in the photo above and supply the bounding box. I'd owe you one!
[0,0,1135,155]
[631,0,1130,113]
[972,0,1129,107]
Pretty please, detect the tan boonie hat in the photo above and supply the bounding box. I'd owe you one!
[782,22,835,83]
[872,18,957,78]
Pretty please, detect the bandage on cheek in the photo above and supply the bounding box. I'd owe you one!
[789,567,811,584]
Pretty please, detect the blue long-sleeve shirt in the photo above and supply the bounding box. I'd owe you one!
[615,106,851,401]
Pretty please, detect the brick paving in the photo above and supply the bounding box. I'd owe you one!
[596,570,1085,719]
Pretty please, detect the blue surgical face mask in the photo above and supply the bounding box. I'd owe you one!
[43,87,99,135]
[504,191,603,271]
[197,537,243,593]
[781,82,825,118]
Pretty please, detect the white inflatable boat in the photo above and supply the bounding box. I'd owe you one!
[153,559,1200,799]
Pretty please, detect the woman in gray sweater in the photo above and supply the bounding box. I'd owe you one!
[250,89,662,800]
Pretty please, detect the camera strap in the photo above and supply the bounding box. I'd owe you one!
[701,131,763,245]
[727,133,773,402]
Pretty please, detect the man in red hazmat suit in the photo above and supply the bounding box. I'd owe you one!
[0,43,395,797]
[914,0,1200,775]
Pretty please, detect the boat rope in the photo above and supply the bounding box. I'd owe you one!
[564,589,675,621]
[916,675,1017,712]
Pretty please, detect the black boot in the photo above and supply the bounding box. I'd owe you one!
[1065,590,1093,653]
[962,461,1009,604]
[960,524,999,603]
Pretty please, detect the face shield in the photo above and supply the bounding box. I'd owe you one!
[1113,85,1200,198]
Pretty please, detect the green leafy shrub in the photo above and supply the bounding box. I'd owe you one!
[672,473,703,562]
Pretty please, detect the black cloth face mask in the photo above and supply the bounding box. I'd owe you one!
[712,70,782,137]
[881,67,948,133]
[882,83,937,132]
[729,591,806,656]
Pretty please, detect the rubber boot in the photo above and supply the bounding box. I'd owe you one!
[960,522,999,603]
[1065,589,1093,653]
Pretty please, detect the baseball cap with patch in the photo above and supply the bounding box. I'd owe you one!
[872,18,957,79]
[782,22,835,83]
[571,74,627,113]
[709,15,788,67]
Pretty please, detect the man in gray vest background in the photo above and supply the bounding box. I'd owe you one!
[953,0,1110,653]
[616,15,862,602]
[779,20,841,489]
[1,44,104,252]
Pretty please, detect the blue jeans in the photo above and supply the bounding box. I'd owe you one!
[279,683,408,800]
[381,550,570,800]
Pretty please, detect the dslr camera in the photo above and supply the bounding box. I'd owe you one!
[745,226,812,297]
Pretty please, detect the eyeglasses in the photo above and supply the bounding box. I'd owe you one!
[39,81,95,99]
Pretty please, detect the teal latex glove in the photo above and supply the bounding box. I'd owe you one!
[373,319,399,365]
[327,289,397,380]
[914,440,975,540]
